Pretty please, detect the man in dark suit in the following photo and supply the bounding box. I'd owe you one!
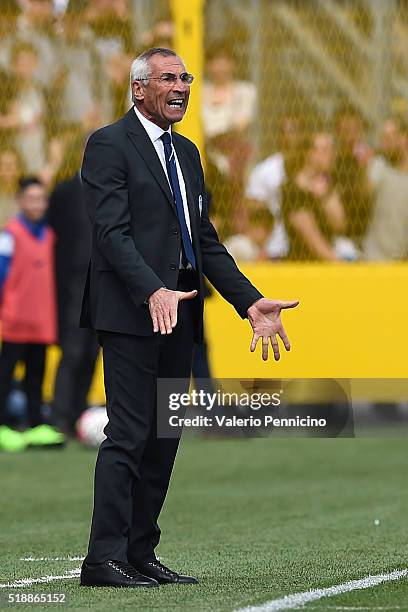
[80,47,298,589]
[48,171,99,437]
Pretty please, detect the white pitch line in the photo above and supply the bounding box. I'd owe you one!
[306,607,403,610]
[20,556,84,562]
[0,568,80,588]
[236,568,408,612]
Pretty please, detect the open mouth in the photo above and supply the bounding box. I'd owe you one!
[167,99,184,109]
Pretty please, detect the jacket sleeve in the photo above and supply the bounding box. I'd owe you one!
[192,147,263,318]
[81,129,164,306]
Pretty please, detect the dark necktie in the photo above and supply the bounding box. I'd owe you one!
[161,132,196,269]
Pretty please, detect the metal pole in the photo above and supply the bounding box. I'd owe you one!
[171,0,205,157]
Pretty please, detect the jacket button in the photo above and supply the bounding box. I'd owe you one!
[169,262,177,270]
[172,226,179,235]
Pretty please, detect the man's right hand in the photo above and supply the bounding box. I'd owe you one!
[148,287,198,334]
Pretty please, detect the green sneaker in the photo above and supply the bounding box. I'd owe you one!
[0,425,27,452]
[25,424,66,448]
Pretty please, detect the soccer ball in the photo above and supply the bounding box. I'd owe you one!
[77,406,108,448]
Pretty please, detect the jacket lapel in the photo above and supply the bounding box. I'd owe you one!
[123,109,201,255]
[124,109,175,212]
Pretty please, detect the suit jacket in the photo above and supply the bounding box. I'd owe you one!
[48,173,92,337]
[80,107,262,343]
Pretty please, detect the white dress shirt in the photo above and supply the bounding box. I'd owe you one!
[134,106,192,242]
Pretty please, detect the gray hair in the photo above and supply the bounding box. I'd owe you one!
[130,47,180,103]
[130,56,150,87]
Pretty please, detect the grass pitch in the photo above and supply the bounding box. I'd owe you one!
[1,436,408,610]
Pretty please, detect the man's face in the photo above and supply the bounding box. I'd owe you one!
[132,54,191,129]
[18,184,48,222]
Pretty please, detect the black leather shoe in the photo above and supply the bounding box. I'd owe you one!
[135,560,199,585]
[80,560,159,588]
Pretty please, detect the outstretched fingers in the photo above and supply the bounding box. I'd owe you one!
[252,333,281,361]
[262,336,269,361]
[250,333,260,353]
[156,310,166,334]
[278,325,291,351]
[151,305,173,335]
[169,303,178,328]
[270,335,280,361]
[278,300,299,310]
[149,288,198,335]
[151,310,159,333]
[178,289,198,301]
[162,308,172,334]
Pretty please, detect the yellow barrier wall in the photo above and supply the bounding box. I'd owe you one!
[204,263,408,378]
[43,263,408,404]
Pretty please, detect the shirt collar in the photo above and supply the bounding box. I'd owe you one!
[17,213,46,240]
[134,106,171,144]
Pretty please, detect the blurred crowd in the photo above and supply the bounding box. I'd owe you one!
[1,1,408,264]
[213,98,408,263]
[0,0,138,213]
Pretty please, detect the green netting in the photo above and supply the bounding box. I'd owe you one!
[204,0,408,261]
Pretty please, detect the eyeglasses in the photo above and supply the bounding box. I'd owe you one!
[148,72,194,86]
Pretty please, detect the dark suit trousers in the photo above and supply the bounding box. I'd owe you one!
[53,279,99,434]
[85,281,195,565]
[0,342,46,428]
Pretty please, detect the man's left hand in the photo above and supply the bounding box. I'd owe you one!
[247,298,299,361]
